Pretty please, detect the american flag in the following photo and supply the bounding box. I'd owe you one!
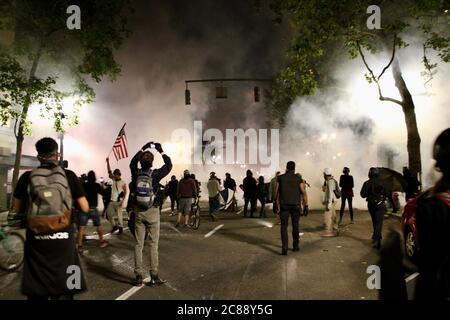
[112,124,128,161]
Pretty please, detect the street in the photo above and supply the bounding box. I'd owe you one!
[0,205,418,300]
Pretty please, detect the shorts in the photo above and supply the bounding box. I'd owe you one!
[178,197,193,215]
[79,208,101,227]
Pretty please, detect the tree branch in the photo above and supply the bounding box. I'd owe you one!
[356,41,377,82]
[378,33,397,80]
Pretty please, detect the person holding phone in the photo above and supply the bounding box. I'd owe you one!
[129,141,172,286]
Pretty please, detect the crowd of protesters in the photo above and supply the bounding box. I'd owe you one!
[9,127,449,300]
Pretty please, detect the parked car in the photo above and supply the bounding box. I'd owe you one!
[401,196,419,261]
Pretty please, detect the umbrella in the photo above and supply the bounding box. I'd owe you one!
[376,167,408,193]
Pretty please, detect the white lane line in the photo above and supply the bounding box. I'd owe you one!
[204,224,224,238]
[161,207,172,213]
[115,277,150,300]
[85,227,129,240]
[405,272,419,283]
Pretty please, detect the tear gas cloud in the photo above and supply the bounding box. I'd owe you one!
[20,1,450,210]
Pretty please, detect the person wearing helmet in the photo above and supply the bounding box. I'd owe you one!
[322,168,341,237]
[415,128,450,300]
[176,169,197,227]
[360,167,388,249]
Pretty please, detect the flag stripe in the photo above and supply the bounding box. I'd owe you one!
[111,125,128,161]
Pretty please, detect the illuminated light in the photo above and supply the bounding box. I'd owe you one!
[330,133,337,140]
[306,151,311,156]
[332,156,337,160]
[337,153,342,157]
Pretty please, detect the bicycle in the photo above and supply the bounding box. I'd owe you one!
[0,220,25,272]
[189,196,201,230]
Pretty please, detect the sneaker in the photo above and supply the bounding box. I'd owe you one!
[117,227,123,235]
[134,275,143,286]
[293,247,300,252]
[338,217,343,225]
[185,224,191,228]
[281,250,288,256]
[99,240,109,248]
[148,275,166,286]
[175,222,180,228]
[111,226,119,234]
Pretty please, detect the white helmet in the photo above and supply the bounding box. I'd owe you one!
[323,168,332,175]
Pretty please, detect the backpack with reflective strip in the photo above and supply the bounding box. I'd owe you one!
[135,168,154,209]
[27,166,72,234]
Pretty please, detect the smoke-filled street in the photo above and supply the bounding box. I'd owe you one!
[0,206,418,300]
[0,0,449,308]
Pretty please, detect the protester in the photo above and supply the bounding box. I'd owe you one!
[269,171,281,223]
[360,167,387,249]
[322,168,340,237]
[13,137,89,300]
[176,169,197,227]
[190,174,201,195]
[101,181,112,218]
[242,170,257,218]
[105,158,127,235]
[207,172,220,221]
[77,170,108,253]
[128,142,172,286]
[403,166,420,200]
[224,173,237,191]
[257,176,268,218]
[274,161,308,255]
[339,167,354,224]
[167,175,178,216]
[415,128,450,300]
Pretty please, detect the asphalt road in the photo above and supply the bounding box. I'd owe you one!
[0,204,418,300]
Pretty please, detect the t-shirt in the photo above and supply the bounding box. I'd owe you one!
[207,178,220,198]
[110,179,126,202]
[83,182,104,208]
[14,164,87,297]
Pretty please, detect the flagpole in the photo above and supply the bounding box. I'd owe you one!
[107,122,127,159]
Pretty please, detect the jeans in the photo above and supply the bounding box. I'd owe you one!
[258,196,266,217]
[324,201,338,233]
[280,204,300,252]
[368,202,385,240]
[340,195,353,220]
[134,207,160,277]
[169,194,178,212]
[244,195,257,217]
[106,201,123,228]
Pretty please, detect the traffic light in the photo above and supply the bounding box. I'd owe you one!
[185,89,191,105]
[254,86,260,102]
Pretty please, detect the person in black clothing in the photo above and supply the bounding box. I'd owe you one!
[257,176,268,218]
[77,170,108,252]
[224,173,237,191]
[415,128,450,300]
[403,167,420,200]
[274,161,309,255]
[167,175,178,215]
[242,170,257,217]
[13,137,89,300]
[360,167,388,249]
[129,142,172,287]
[339,167,354,224]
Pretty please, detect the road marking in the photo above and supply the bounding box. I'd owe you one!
[233,253,257,299]
[405,272,419,283]
[85,227,129,240]
[161,207,172,213]
[204,224,224,238]
[115,277,150,300]
[254,220,273,228]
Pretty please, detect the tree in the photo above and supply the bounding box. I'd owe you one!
[267,0,450,180]
[0,0,133,197]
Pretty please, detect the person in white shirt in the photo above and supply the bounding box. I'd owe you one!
[106,157,127,234]
[322,168,340,237]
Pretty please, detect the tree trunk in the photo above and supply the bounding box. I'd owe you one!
[10,44,43,210]
[392,61,422,184]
